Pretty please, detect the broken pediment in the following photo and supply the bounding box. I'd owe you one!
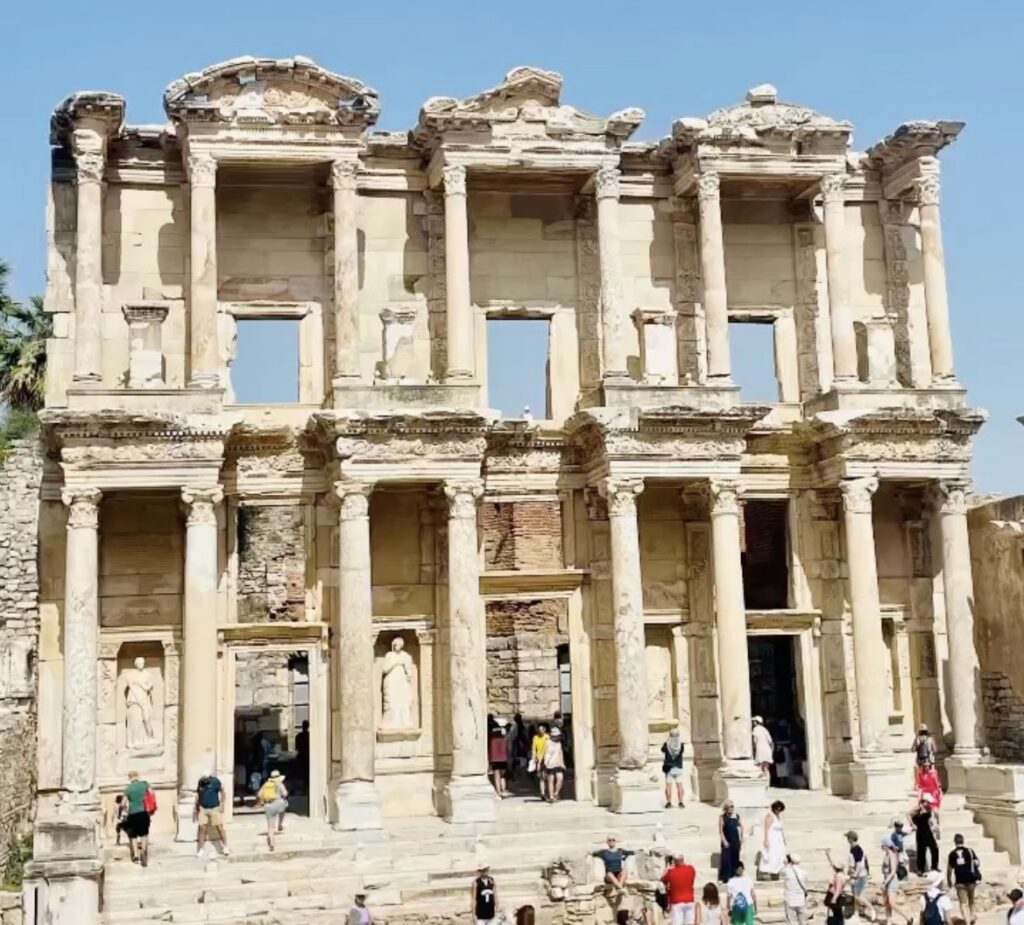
[414,65,643,147]
[163,55,379,128]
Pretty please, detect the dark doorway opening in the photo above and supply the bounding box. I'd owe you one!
[742,499,790,609]
[748,635,808,788]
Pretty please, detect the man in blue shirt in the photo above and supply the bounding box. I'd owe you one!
[194,772,230,858]
[594,836,634,891]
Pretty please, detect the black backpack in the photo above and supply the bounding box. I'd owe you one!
[922,895,944,925]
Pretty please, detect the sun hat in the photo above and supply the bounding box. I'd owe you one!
[269,769,285,780]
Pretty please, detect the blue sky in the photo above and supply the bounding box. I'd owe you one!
[3,1,1022,491]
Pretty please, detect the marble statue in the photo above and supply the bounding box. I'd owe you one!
[381,637,415,729]
[123,656,156,749]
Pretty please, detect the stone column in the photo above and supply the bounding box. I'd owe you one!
[931,481,980,764]
[696,171,731,380]
[916,176,956,381]
[60,487,102,808]
[822,174,858,381]
[840,476,904,799]
[332,481,382,829]
[331,160,361,383]
[71,141,106,384]
[443,164,473,380]
[708,479,763,807]
[441,479,494,822]
[600,477,661,812]
[186,153,220,388]
[176,487,222,840]
[595,166,629,381]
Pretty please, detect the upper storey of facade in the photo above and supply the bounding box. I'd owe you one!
[44,55,970,434]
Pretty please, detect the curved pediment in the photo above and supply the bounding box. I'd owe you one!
[164,55,379,128]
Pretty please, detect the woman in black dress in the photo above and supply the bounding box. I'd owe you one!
[718,800,743,882]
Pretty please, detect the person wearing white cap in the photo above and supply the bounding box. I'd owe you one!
[920,870,952,925]
[471,864,497,925]
[780,853,808,925]
[751,717,774,779]
[257,768,288,852]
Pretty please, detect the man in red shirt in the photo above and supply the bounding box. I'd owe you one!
[661,853,697,925]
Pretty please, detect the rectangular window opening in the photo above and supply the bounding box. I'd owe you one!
[231,318,300,404]
[730,320,779,402]
[486,317,550,419]
[741,498,790,610]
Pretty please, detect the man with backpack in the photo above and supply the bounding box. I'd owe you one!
[194,771,230,858]
[920,871,951,925]
[946,834,981,925]
[726,861,756,925]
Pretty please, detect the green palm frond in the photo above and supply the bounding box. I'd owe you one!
[0,267,49,412]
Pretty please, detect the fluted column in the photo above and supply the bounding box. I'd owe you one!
[840,476,888,751]
[916,176,956,381]
[331,160,361,383]
[696,171,731,380]
[443,164,473,380]
[822,174,858,381]
[187,153,219,387]
[60,487,102,809]
[931,480,979,754]
[176,486,221,840]
[332,480,382,829]
[442,479,494,822]
[71,140,106,384]
[595,166,628,380]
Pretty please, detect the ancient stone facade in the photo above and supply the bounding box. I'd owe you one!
[26,57,994,924]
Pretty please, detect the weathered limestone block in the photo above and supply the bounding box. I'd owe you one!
[237,506,306,622]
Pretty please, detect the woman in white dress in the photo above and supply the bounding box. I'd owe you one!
[758,800,787,879]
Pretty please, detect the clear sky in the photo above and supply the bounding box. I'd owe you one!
[3,1,1022,491]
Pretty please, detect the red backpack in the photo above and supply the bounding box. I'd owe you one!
[143,788,157,815]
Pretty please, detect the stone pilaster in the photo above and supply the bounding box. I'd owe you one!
[331,160,361,383]
[822,174,857,381]
[186,153,219,388]
[332,481,383,829]
[176,486,221,840]
[440,479,494,822]
[696,171,731,381]
[442,164,473,380]
[600,477,661,812]
[708,480,763,808]
[71,140,106,384]
[916,175,956,382]
[595,166,629,381]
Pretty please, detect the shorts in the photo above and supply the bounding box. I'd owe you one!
[124,811,150,839]
[884,875,900,896]
[851,875,868,897]
[197,807,223,827]
[956,884,976,904]
[730,906,754,925]
[544,767,565,776]
[477,920,495,925]
[489,761,508,772]
[670,901,696,925]
[665,767,685,780]
[263,798,287,817]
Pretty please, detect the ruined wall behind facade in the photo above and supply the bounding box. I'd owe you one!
[237,505,306,623]
[0,441,42,872]
[483,500,563,571]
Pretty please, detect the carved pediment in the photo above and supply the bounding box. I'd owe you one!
[164,56,379,128]
[866,120,965,168]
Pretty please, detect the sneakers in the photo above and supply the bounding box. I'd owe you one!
[222,846,231,857]
[195,849,205,860]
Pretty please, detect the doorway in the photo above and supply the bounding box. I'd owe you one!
[748,635,808,788]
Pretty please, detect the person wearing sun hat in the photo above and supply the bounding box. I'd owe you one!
[257,768,288,851]
[347,890,373,925]
[542,726,567,802]
[472,863,497,925]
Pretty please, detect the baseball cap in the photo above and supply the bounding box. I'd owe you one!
[844,830,858,840]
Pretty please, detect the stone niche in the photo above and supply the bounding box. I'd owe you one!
[644,625,676,729]
[373,626,435,762]
[237,505,307,622]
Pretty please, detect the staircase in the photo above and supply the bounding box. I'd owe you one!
[100,790,1019,925]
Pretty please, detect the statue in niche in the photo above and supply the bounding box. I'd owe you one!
[381,637,416,729]
[123,656,156,750]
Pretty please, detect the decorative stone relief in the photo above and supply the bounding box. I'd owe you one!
[599,477,644,517]
[644,636,674,722]
[380,636,417,731]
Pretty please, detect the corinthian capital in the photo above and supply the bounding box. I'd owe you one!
[930,479,969,516]
[839,476,879,515]
[594,165,621,200]
[915,174,941,207]
[442,164,467,196]
[599,477,644,516]
[334,480,373,520]
[820,173,846,204]
[330,159,358,191]
[62,487,102,529]
[74,151,105,184]
[696,170,720,203]
[444,479,483,519]
[707,478,741,516]
[186,152,217,189]
[181,486,223,526]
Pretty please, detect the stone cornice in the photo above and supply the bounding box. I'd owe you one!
[866,120,964,168]
[50,91,126,147]
[799,407,986,445]
[40,409,240,445]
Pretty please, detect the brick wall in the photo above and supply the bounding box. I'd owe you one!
[982,671,1024,761]
[237,506,306,622]
[482,500,562,571]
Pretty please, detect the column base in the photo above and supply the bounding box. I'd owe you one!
[175,794,199,842]
[850,753,909,801]
[713,762,768,810]
[438,774,496,824]
[332,779,383,831]
[945,749,982,793]
[25,811,102,925]
[609,766,663,814]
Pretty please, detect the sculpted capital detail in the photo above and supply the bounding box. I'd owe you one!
[330,159,358,191]
[187,153,217,188]
[931,480,969,516]
[916,175,941,207]
[181,486,223,526]
[594,166,621,200]
[696,170,720,203]
[599,478,644,516]
[74,152,105,184]
[444,480,483,519]
[62,488,102,529]
[821,173,846,204]
[707,479,741,516]
[334,480,373,520]
[840,476,879,515]
[442,164,467,196]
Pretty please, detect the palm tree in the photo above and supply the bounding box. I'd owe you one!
[0,260,50,411]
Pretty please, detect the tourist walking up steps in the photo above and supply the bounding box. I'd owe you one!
[912,725,937,785]
[946,834,981,925]
[347,891,373,925]
[122,770,154,867]
[594,835,634,892]
[881,819,909,925]
[752,717,774,779]
[823,854,848,925]
[662,729,686,808]
[758,800,787,879]
[541,726,567,802]
[920,871,952,925]
[257,769,288,851]
[726,861,756,925]
[472,864,497,925]
[661,853,697,925]
[718,801,743,883]
[827,831,875,921]
[781,853,809,925]
[194,770,230,858]
[695,883,725,925]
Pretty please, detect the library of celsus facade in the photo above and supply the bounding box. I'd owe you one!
[28,55,987,916]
